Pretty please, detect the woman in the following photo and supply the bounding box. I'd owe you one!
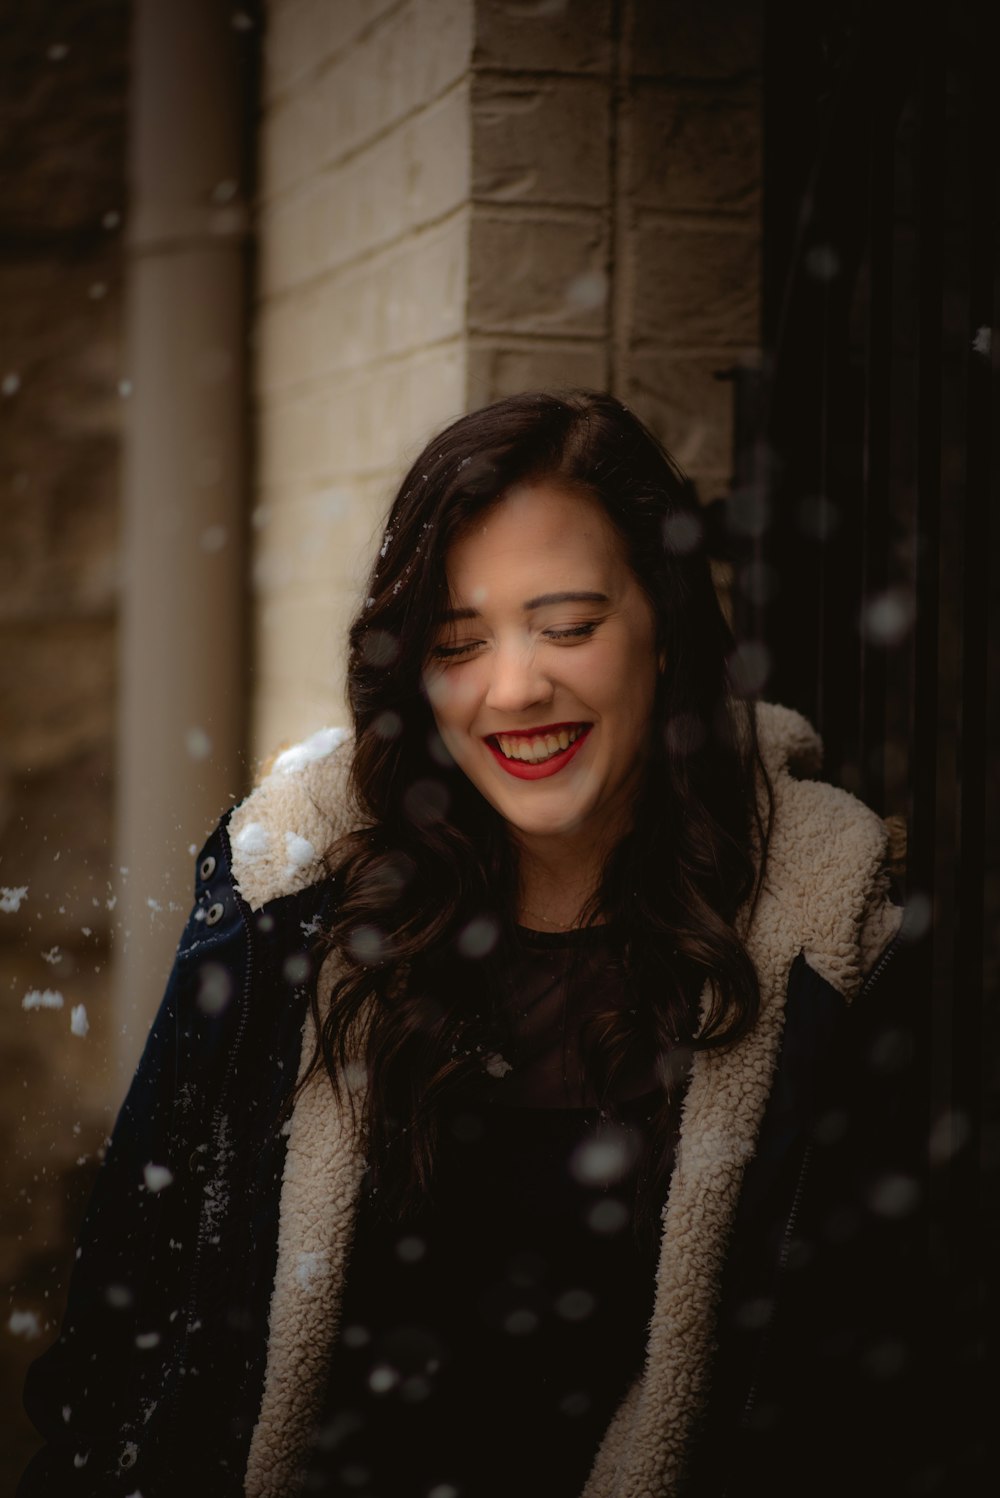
[20,391,920,1498]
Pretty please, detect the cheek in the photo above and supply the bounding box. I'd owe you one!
[423,667,482,722]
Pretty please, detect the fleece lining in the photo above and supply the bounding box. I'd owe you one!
[239,702,902,1498]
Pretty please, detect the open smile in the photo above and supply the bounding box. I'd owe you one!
[484,722,593,780]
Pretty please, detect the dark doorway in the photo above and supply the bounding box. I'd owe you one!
[728,0,996,1488]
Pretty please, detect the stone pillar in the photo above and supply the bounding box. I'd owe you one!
[115,0,253,1075]
[254,0,763,750]
[254,0,473,754]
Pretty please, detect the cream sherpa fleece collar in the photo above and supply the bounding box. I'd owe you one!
[235,703,902,1498]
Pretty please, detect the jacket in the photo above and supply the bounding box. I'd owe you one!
[18,702,928,1497]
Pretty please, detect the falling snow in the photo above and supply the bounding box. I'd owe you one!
[8,1309,41,1339]
[23,988,64,1011]
[1,885,28,913]
[70,1004,90,1037]
[185,726,212,759]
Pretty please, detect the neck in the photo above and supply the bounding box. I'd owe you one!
[515,830,604,930]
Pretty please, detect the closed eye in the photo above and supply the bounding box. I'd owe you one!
[545,621,600,641]
[429,620,601,662]
[430,640,483,660]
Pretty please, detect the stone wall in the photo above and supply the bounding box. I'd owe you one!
[467,0,761,481]
[253,0,474,756]
[0,0,763,1478]
[0,0,129,1482]
[616,0,762,500]
[253,0,762,750]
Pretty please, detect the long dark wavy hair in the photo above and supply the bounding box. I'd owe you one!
[304,390,774,1224]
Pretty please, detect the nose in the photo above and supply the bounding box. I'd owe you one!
[483,639,554,716]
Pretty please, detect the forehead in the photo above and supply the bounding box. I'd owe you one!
[445,481,629,596]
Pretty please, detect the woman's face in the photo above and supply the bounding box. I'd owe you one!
[423,480,662,856]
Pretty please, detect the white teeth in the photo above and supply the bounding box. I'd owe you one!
[495,725,586,764]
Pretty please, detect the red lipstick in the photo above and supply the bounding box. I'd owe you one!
[485,724,592,780]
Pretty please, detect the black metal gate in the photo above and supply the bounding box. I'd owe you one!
[727,0,996,1485]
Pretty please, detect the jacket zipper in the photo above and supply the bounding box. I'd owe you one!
[165,824,256,1453]
[728,933,904,1452]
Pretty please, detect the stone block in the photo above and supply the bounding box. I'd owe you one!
[260,83,328,201]
[624,352,748,478]
[264,0,401,102]
[627,222,759,349]
[308,0,472,174]
[469,210,609,336]
[400,82,473,231]
[625,86,760,216]
[258,187,316,296]
[0,745,115,948]
[466,338,607,403]
[375,219,470,361]
[473,75,609,207]
[627,0,763,82]
[252,478,381,602]
[411,0,476,105]
[1,940,115,1467]
[0,620,114,775]
[0,2,127,236]
[257,386,328,484]
[251,586,357,756]
[260,86,470,294]
[473,0,613,73]
[0,260,123,439]
[401,340,468,454]
[307,342,467,480]
[318,85,470,276]
[0,434,120,622]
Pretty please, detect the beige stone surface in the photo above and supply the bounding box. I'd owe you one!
[468,209,609,335]
[629,222,760,349]
[264,0,401,103]
[0,3,128,1484]
[255,0,475,764]
[263,0,473,183]
[3,0,765,1483]
[625,351,758,478]
[255,0,763,754]
[0,0,127,235]
[473,0,614,73]
[472,75,610,208]
[262,79,471,280]
[258,212,470,387]
[466,338,608,404]
[627,0,763,81]
[626,86,761,216]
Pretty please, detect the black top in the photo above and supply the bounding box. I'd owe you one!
[300,925,688,1498]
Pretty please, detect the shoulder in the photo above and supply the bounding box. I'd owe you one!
[751,701,904,1000]
[226,725,360,911]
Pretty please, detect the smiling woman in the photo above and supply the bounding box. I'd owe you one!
[19,392,921,1498]
[424,481,662,926]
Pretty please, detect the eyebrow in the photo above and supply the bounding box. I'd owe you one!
[435,590,609,623]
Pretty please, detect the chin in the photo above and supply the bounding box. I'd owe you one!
[494,799,593,840]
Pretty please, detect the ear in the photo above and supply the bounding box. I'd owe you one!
[658,647,667,673]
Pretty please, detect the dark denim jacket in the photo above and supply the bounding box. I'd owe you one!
[18,811,927,1498]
